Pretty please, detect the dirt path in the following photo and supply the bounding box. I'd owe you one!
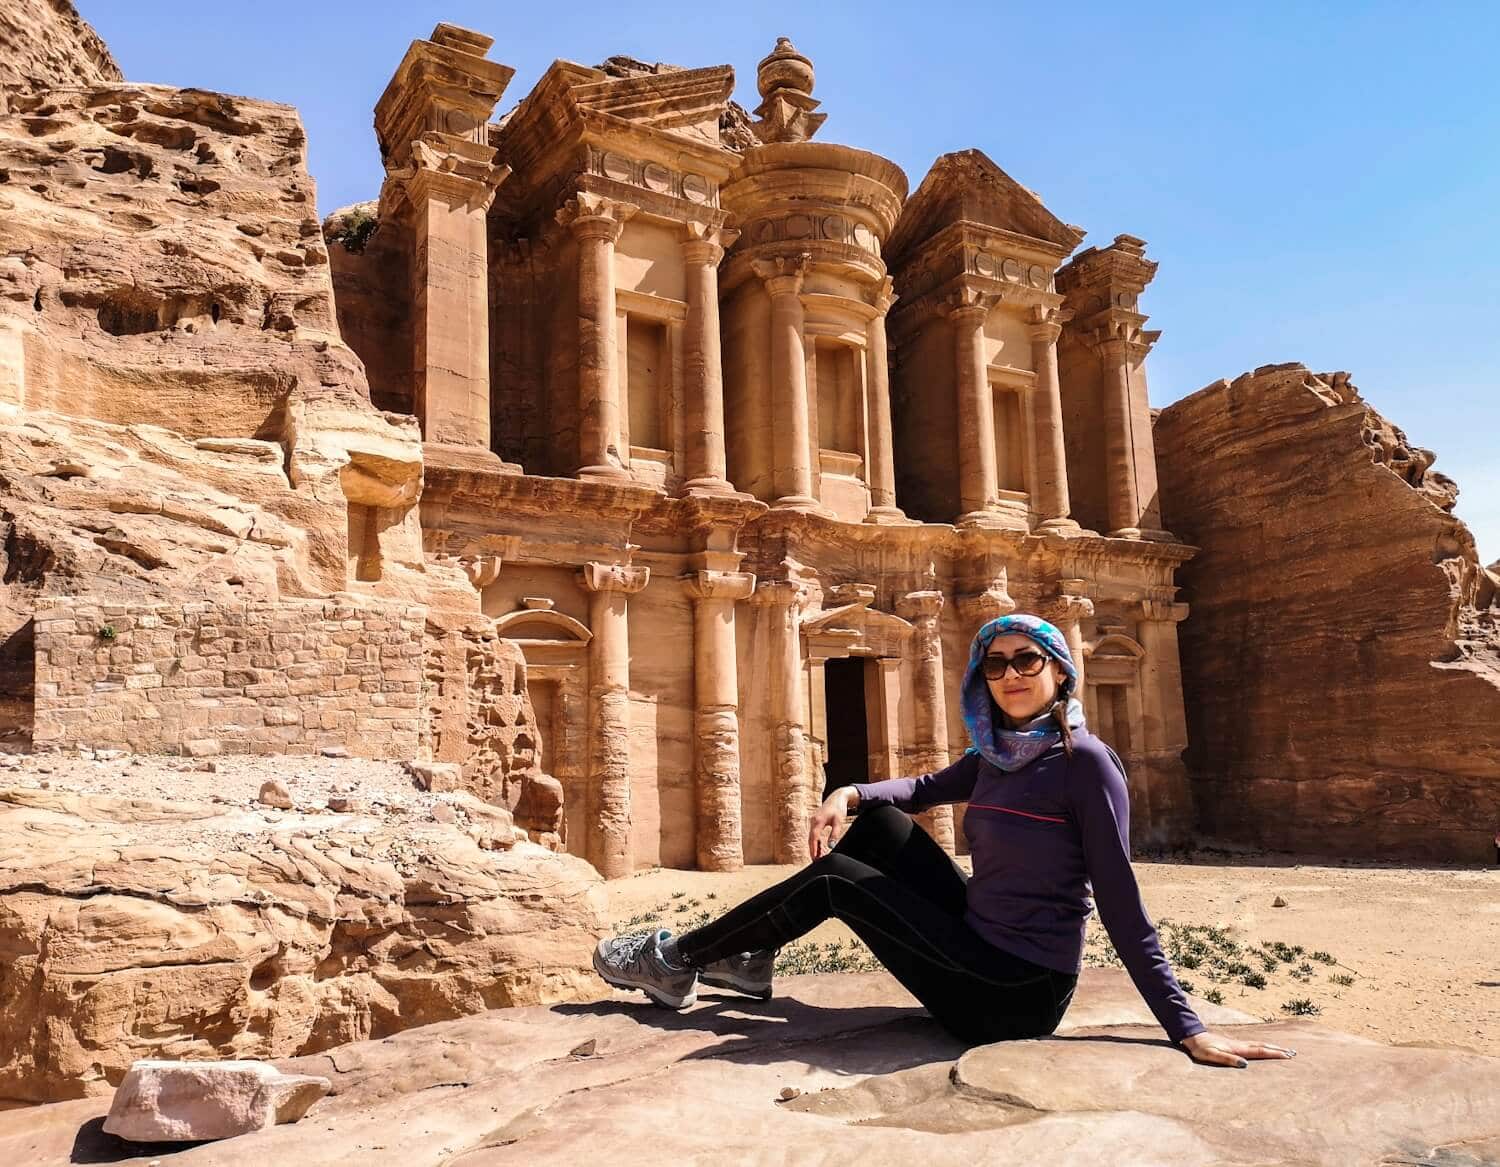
[606,854,1500,1052]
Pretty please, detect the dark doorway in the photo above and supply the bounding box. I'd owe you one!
[822,656,869,798]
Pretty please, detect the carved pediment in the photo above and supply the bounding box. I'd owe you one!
[802,601,913,659]
[887,149,1085,266]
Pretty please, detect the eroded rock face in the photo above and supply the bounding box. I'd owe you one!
[0,778,608,1103]
[0,1,121,108]
[5,970,1497,1165]
[0,80,438,604]
[1155,364,1500,861]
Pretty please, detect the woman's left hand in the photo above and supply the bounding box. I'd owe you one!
[1180,1030,1297,1068]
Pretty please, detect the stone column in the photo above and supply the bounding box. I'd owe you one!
[579,561,649,878]
[1136,596,1194,846]
[864,279,904,522]
[373,25,513,455]
[754,256,817,508]
[405,167,508,449]
[1050,588,1094,696]
[948,292,998,521]
[681,223,736,494]
[1097,335,1142,537]
[559,194,638,482]
[1028,313,1076,532]
[685,569,756,871]
[753,580,812,863]
[897,591,955,853]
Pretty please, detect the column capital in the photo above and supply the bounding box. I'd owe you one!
[682,220,739,266]
[395,138,511,212]
[872,275,897,315]
[685,570,757,602]
[943,286,997,324]
[1045,592,1095,625]
[895,590,944,621]
[1027,319,1063,345]
[579,561,650,595]
[956,584,1016,625]
[751,578,808,608]
[1088,317,1158,362]
[752,254,811,298]
[1136,593,1190,622]
[557,193,638,243]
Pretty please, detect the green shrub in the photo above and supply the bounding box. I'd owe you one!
[329,208,378,253]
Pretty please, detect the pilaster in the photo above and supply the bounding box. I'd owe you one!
[559,194,639,482]
[685,568,756,871]
[751,579,813,863]
[374,24,513,456]
[753,255,819,509]
[897,590,955,852]
[578,560,650,878]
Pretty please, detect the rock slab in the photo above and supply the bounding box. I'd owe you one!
[4,970,1498,1165]
[0,781,608,1102]
[102,1059,329,1143]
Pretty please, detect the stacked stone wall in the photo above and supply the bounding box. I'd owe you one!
[32,596,427,758]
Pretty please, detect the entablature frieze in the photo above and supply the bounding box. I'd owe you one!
[890,274,1063,342]
[721,240,884,297]
[1056,234,1159,304]
[890,221,1070,310]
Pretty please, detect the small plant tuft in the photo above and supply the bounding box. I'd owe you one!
[1204,988,1225,1006]
[97,625,117,641]
[1329,973,1355,987]
[329,208,378,253]
[1281,998,1321,1016]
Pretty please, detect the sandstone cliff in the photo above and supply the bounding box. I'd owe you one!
[1155,363,1500,861]
[0,0,121,109]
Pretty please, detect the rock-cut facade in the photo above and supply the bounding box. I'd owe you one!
[325,26,1199,876]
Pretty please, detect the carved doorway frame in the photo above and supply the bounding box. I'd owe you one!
[800,591,914,790]
[493,605,592,855]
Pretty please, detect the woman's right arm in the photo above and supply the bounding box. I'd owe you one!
[807,753,980,859]
[851,751,981,814]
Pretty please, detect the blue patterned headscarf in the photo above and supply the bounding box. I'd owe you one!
[961,613,1086,771]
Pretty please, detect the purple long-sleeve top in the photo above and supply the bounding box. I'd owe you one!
[852,729,1205,1044]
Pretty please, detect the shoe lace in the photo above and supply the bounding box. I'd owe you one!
[613,930,657,965]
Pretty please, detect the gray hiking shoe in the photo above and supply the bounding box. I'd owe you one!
[593,929,698,1009]
[700,949,776,1000]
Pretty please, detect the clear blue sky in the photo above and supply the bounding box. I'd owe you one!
[82,1,1500,564]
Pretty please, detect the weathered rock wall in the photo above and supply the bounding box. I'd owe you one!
[0,0,120,109]
[33,596,427,758]
[0,775,608,1102]
[1156,363,1500,861]
[0,72,484,746]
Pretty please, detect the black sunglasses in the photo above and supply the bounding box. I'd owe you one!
[981,649,1049,680]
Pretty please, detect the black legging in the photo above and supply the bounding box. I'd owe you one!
[676,804,1078,1044]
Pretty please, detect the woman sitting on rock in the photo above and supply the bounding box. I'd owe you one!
[594,613,1296,1069]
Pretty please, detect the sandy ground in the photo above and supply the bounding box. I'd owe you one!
[606,853,1500,1054]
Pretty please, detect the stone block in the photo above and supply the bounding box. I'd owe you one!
[102,1060,330,1142]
